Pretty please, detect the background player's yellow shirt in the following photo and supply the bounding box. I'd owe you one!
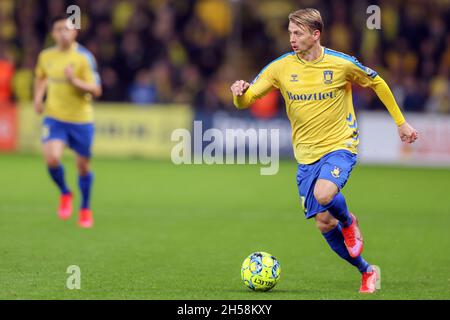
[35,42,100,123]
[234,47,405,164]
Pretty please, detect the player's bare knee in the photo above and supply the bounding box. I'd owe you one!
[76,159,90,176]
[314,189,334,206]
[46,156,60,168]
[77,164,90,176]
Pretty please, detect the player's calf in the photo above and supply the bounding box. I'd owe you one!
[315,211,339,233]
[314,179,353,226]
[314,182,363,257]
[319,213,371,276]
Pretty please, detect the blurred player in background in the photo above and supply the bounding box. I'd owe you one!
[34,15,102,228]
[231,8,418,293]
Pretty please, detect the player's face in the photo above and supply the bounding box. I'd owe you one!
[288,21,317,53]
[52,20,77,48]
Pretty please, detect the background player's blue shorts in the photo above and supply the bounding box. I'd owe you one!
[296,149,357,219]
[42,117,95,158]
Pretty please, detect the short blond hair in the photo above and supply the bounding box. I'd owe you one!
[288,8,323,34]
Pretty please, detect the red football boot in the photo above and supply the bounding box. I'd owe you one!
[360,265,381,293]
[78,208,94,228]
[341,212,364,258]
[58,193,73,220]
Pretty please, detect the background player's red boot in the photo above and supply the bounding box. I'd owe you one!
[342,212,363,258]
[58,193,73,220]
[78,208,94,228]
[360,265,381,293]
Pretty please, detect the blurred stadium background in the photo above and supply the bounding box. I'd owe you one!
[0,0,449,162]
[0,0,450,299]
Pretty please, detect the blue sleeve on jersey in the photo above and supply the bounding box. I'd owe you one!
[77,45,101,85]
[324,48,378,78]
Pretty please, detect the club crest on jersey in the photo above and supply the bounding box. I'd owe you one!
[290,74,299,82]
[323,70,333,84]
[331,166,341,178]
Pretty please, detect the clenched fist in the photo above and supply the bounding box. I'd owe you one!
[230,80,250,96]
[398,122,418,144]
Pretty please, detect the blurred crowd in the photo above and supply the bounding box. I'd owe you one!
[0,0,449,116]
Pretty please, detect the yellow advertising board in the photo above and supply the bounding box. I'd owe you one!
[18,103,193,159]
[18,103,42,153]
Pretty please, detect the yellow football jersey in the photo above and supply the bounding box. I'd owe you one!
[35,42,101,123]
[234,46,405,164]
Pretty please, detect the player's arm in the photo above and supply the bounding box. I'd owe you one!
[231,78,274,109]
[65,65,102,98]
[231,62,278,109]
[370,76,418,143]
[34,54,47,114]
[347,62,418,143]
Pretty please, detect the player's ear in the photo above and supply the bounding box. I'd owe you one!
[312,30,321,41]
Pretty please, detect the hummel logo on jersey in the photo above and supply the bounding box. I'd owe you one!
[290,74,299,82]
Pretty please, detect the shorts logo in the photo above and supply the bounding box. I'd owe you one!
[331,166,341,178]
[323,70,333,84]
[42,125,50,140]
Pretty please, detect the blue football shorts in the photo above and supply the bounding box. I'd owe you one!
[41,117,95,158]
[296,149,357,219]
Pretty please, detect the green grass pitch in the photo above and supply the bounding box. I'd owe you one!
[0,154,449,299]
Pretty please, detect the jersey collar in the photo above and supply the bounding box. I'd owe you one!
[296,46,325,65]
[56,42,78,52]
[71,42,79,51]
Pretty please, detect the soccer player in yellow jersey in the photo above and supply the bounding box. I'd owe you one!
[34,16,102,228]
[231,9,418,293]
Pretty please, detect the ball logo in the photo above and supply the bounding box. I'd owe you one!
[252,278,274,286]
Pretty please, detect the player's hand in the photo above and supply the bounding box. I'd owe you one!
[64,64,75,83]
[398,122,418,144]
[34,99,44,114]
[230,80,250,96]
